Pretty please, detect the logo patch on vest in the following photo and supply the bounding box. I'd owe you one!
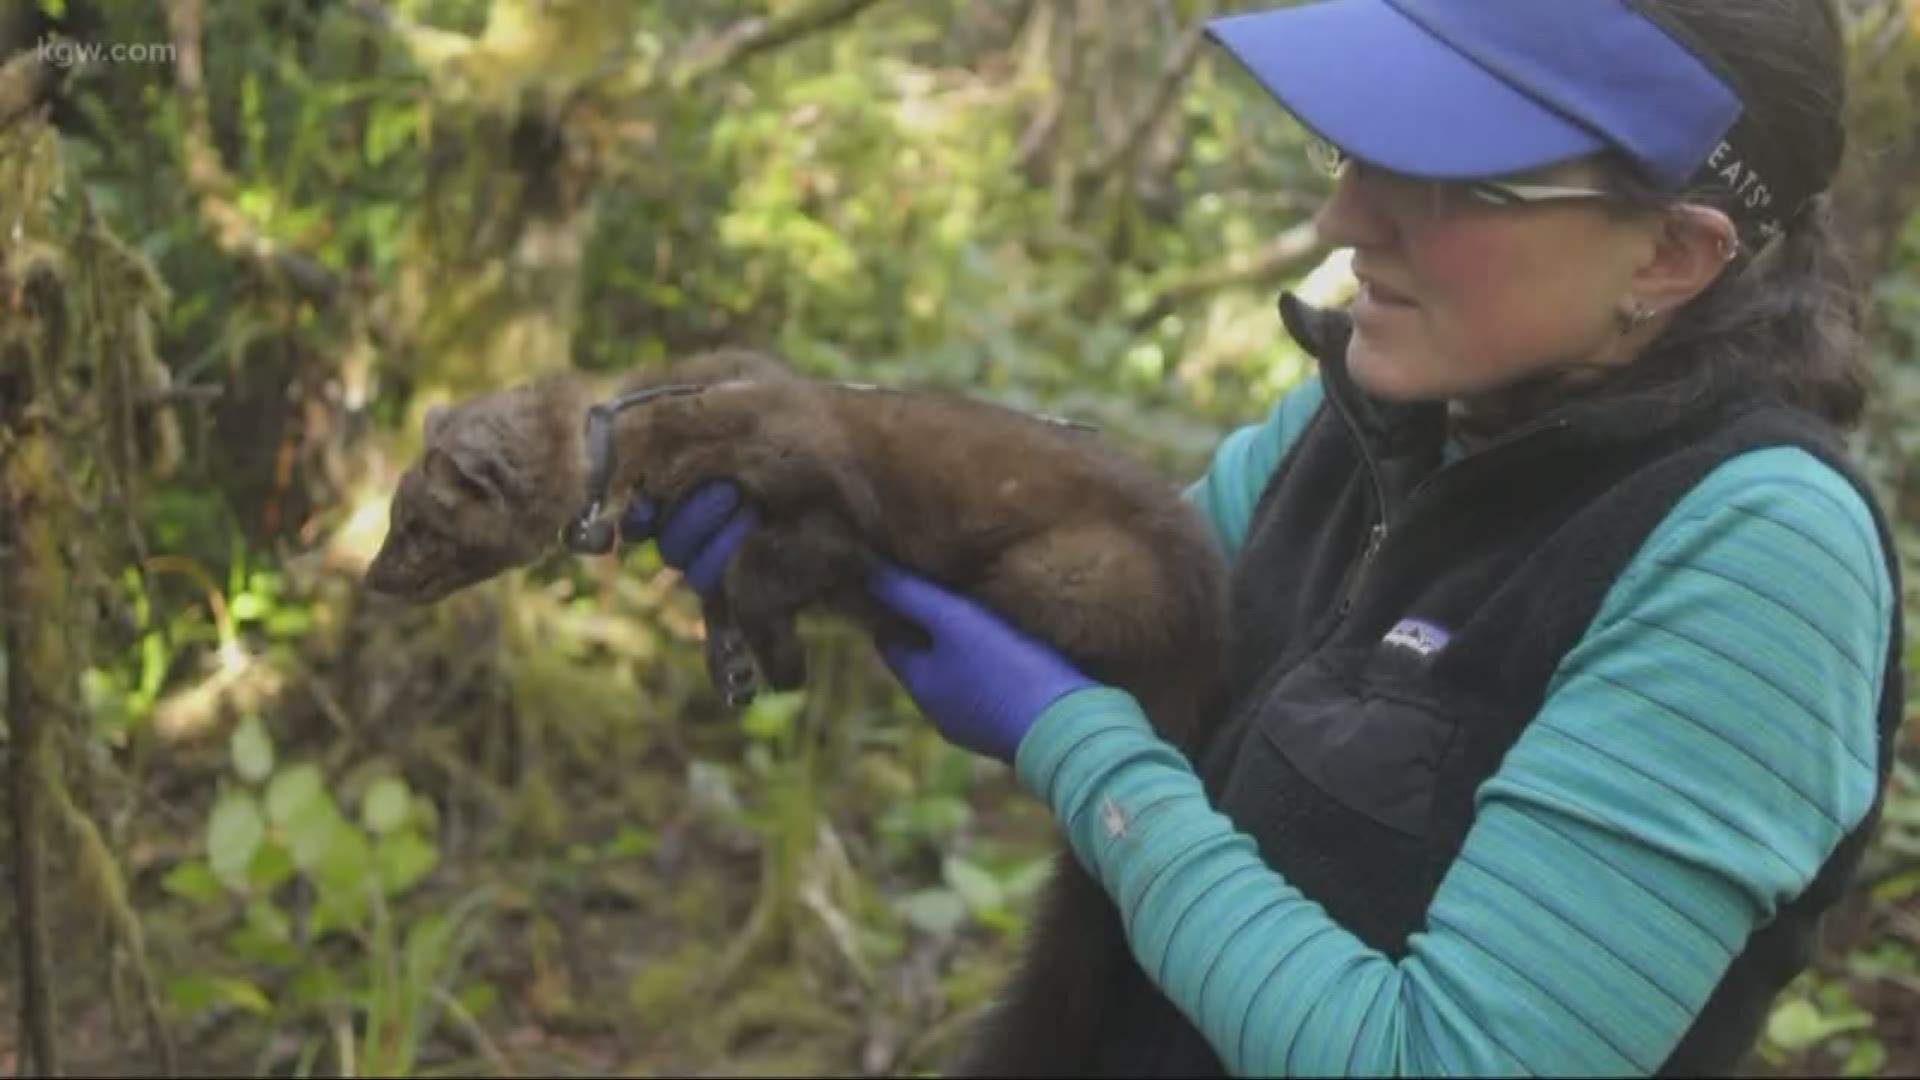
[1382,617,1451,660]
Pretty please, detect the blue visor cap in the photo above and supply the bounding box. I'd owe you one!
[1207,0,1797,239]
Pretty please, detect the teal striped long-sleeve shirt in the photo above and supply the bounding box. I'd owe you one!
[1015,373,1893,1077]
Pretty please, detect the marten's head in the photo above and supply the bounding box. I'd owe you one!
[365,384,569,603]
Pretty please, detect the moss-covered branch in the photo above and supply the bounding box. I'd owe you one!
[1127,219,1325,332]
[4,428,64,1078]
[2,114,179,1080]
[0,47,53,127]
[3,115,69,1080]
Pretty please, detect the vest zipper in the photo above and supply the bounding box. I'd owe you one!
[1338,522,1385,617]
[1322,370,1393,619]
[1319,372,1574,623]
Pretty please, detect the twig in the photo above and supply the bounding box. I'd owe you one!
[1074,23,1206,194]
[431,986,517,1077]
[1012,1,1069,181]
[162,0,340,304]
[142,554,237,658]
[1872,970,1920,999]
[670,0,891,87]
[1127,219,1325,332]
[136,384,224,406]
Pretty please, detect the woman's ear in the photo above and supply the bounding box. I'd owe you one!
[1627,203,1740,316]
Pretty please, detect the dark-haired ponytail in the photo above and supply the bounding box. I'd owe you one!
[1604,0,1870,430]
[1644,192,1870,428]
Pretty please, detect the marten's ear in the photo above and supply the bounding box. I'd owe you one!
[423,404,450,443]
[425,444,508,508]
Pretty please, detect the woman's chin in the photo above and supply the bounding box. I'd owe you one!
[1345,336,1440,402]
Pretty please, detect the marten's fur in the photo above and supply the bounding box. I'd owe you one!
[364,348,1231,1075]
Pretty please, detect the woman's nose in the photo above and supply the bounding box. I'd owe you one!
[1312,165,1398,251]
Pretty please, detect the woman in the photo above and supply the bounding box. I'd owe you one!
[625,0,1907,1074]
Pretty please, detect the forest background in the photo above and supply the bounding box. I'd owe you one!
[2,0,1918,1076]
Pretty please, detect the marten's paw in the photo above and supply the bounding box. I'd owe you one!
[702,595,761,709]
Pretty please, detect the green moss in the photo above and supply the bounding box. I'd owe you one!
[670,866,740,935]
[697,965,858,1071]
[625,938,716,1030]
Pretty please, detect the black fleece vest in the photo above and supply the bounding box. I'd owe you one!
[1095,294,1906,1078]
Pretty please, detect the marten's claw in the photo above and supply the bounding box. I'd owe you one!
[708,622,760,709]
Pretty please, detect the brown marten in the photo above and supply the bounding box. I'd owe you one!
[363,348,1231,1076]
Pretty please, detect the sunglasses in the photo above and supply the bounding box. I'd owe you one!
[1307,136,1619,211]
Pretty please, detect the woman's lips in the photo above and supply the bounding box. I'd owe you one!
[1360,278,1416,306]
[1355,280,1418,328]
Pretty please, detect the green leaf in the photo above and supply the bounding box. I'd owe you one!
[456,980,500,1020]
[229,591,268,623]
[741,690,807,742]
[312,820,374,900]
[605,826,656,858]
[898,889,967,937]
[247,897,293,943]
[247,837,295,893]
[268,764,343,871]
[943,856,1003,914]
[404,912,459,1003]
[138,631,168,705]
[287,964,349,1011]
[1844,1037,1887,1077]
[162,860,223,904]
[1767,997,1871,1052]
[166,974,273,1016]
[207,791,265,890]
[376,830,439,896]
[226,905,300,968]
[266,763,326,827]
[266,608,313,639]
[230,714,274,783]
[165,974,216,1013]
[1002,856,1056,904]
[1870,866,1920,904]
[361,777,410,835]
[311,885,371,941]
[309,826,376,936]
[364,104,419,166]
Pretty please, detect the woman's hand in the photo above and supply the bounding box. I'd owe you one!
[621,487,1099,764]
[620,480,757,595]
[865,563,1099,764]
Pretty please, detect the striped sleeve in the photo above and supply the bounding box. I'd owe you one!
[1016,446,1891,1076]
[1183,374,1327,560]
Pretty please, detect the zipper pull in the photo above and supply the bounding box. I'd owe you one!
[1338,522,1387,616]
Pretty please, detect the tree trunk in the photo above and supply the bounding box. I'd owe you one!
[2,108,180,1079]
[3,413,67,1080]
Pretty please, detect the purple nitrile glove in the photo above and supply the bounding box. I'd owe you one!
[865,562,1098,764]
[620,479,758,596]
